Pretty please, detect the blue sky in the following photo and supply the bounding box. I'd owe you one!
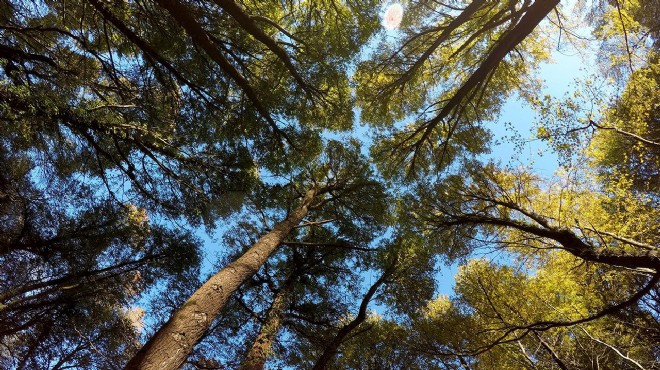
[433,48,596,296]
[142,0,600,339]
[192,14,599,314]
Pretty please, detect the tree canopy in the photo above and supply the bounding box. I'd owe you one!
[1,0,659,369]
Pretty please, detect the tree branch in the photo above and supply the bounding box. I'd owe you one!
[590,120,660,148]
[153,0,293,146]
[311,262,396,370]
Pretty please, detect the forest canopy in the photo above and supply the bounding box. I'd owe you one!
[1,0,659,369]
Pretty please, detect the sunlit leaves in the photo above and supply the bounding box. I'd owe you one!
[356,0,553,178]
[590,58,660,195]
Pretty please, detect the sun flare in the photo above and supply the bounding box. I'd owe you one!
[383,3,404,30]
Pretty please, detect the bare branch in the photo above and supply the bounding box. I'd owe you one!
[579,327,648,370]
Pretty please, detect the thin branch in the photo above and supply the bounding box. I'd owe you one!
[581,227,659,251]
[293,219,337,228]
[87,104,137,111]
[249,15,302,43]
[579,327,648,370]
[281,241,376,252]
[590,120,660,148]
[535,333,569,370]
[613,0,635,73]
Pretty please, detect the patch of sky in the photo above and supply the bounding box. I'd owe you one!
[488,45,599,176]
[435,13,602,297]
[142,0,607,345]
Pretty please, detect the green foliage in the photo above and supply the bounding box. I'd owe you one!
[408,254,659,369]
[357,0,552,178]
[333,316,438,370]
[0,147,201,368]
[2,0,660,369]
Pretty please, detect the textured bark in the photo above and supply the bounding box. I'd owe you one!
[124,189,317,370]
[240,277,294,370]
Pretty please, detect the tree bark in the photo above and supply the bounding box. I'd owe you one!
[124,188,318,370]
[442,215,660,272]
[240,277,294,370]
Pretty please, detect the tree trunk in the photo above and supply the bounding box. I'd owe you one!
[240,277,294,370]
[124,189,317,370]
[421,0,560,134]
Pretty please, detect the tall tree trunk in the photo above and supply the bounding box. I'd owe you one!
[124,188,318,370]
[240,277,294,370]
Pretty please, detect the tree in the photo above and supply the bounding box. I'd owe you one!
[1,1,382,368]
[356,0,560,177]
[409,255,659,369]
[311,260,397,370]
[4,0,660,368]
[589,58,660,194]
[239,262,296,370]
[124,140,388,370]
[0,146,200,369]
[394,0,660,358]
[407,162,660,273]
[325,316,437,370]
[0,0,382,220]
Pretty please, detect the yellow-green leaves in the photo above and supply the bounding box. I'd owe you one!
[355,0,554,178]
[590,58,660,194]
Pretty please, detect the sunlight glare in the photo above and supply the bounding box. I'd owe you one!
[383,3,404,30]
